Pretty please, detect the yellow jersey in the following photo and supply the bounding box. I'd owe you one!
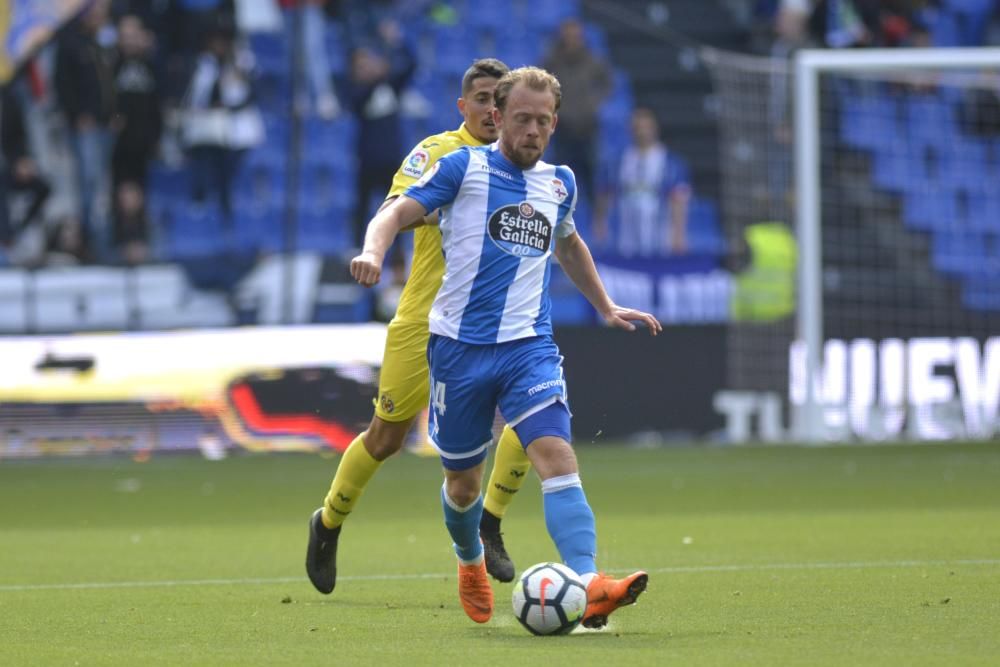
[386,123,485,324]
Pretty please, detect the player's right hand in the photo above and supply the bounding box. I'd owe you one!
[351,253,382,287]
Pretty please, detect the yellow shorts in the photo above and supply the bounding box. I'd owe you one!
[374,318,432,423]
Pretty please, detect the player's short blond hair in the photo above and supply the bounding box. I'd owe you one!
[494,67,562,113]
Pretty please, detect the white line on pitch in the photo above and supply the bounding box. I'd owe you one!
[1,558,998,593]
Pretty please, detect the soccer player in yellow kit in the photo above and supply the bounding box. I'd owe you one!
[306,59,531,594]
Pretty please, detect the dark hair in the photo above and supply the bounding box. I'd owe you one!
[493,66,562,113]
[461,58,510,96]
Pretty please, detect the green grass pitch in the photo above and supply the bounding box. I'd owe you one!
[1,442,999,665]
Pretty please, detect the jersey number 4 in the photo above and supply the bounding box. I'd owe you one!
[431,378,447,416]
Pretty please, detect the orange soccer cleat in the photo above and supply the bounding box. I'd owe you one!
[582,570,649,629]
[457,559,494,623]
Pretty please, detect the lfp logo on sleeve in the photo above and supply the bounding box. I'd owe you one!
[402,149,430,178]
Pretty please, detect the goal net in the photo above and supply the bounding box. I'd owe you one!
[705,47,1000,443]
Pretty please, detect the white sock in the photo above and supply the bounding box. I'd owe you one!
[458,552,484,567]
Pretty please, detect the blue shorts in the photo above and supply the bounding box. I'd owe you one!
[427,334,570,469]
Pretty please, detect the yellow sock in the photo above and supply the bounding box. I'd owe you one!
[321,434,383,529]
[483,426,531,519]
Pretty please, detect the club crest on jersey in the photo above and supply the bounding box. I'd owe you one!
[402,149,430,178]
[551,178,568,203]
[379,394,395,414]
[413,161,440,188]
[488,201,552,258]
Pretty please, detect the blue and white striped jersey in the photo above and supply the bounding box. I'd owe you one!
[404,143,578,345]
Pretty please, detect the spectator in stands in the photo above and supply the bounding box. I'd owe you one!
[808,0,874,48]
[768,0,812,206]
[113,180,151,265]
[44,216,87,267]
[55,0,116,262]
[180,12,264,219]
[337,18,416,247]
[594,108,691,258]
[939,0,995,47]
[112,15,162,199]
[543,17,612,199]
[807,0,929,49]
[0,85,52,259]
[338,0,399,49]
[279,0,341,119]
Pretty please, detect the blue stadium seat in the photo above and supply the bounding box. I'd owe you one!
[165,201,228,259]
[296,204,353,255]
[941,0,994,45]
[932,10,961,46]
[249,32,289,77]
[597,71,634,162]
[963,191,1000,231]
[940,138,992,193]
[254,71,294,114]
[323,29,348,77]
[234,158,286,210]
[302,116,357,161]
[244,142,287,171]
[931,230,987,275]
[687,198,727,255]
[906,95,957,149]
[299,162,356,212]
[583,22,610,58]
[902,186,958,231]
[533,0,581,31]
[148,163,190,197]
[840,94,900,152]
[548,269,590,324]
[963,274,1000,311]
[432,26,480,76]
[872,143,926,193]
[232,201,285,254]
[259,112,290,147]
[463,0,511,31]
[495,32,543,69]
[943,0,994,10]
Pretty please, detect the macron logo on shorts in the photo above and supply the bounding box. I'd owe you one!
[528,379,564,396]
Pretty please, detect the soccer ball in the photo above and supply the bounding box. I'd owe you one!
[511,562,588,635]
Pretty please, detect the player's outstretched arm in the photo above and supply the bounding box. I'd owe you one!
[351,195,428,287]
[554,232,662,336]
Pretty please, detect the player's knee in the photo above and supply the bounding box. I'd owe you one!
[363,417,413,460]
[514,401,576,478]
[444,472,481,507]
[527,438,578,480]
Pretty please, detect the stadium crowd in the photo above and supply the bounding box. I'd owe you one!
[0,0,703,272]
[4,0,996,272]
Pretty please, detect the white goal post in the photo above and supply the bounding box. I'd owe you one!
[794,47,1000,443]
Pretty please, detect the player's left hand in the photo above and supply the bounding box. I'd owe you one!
[351,252,383,287]
[602,306,662,336]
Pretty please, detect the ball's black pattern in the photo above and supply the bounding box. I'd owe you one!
[514,563,586,636]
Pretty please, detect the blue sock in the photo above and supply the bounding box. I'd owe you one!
[441,484,484,563]
[542,474,597,576]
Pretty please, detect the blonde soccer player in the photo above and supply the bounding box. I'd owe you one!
[306,59,531,594]
[350,67,656,627]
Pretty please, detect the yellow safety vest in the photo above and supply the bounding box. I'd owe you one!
[731,222,797,322]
